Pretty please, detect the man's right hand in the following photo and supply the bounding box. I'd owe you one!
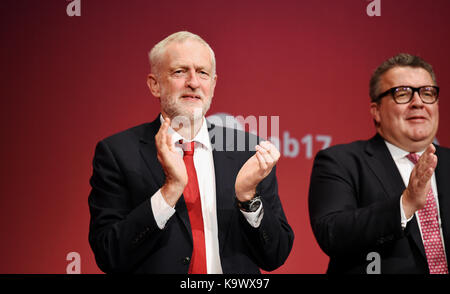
[155,117,188,207]
[402,144,437,219]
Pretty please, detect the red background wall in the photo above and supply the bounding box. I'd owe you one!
[1,0,449,274]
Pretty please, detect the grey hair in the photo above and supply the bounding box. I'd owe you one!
[369,53,437,102]
[149,31,216,76]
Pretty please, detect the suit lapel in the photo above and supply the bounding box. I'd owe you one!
[364,134,406,200]
[435,145,450,259]
[208,122,237,254]
[139,116,192,241]
[365,134,426,258]
[139,118,165,187]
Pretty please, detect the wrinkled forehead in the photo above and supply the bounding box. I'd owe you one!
[162,40,215,71]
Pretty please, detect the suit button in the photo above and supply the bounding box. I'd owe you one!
[183,257,191,265]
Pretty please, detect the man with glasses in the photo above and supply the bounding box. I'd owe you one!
[309,53,449,273]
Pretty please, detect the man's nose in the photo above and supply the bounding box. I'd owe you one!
[410,91,424,108]
[186,70,200,89]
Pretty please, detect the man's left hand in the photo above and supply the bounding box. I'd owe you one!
[235,141,280,202]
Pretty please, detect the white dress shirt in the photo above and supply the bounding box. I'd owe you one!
[149,115,263,274]
[385,141,447,259]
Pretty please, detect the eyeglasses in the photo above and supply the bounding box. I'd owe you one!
[375,85,439,104]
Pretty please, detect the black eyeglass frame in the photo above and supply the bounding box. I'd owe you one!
[374,85,440,104]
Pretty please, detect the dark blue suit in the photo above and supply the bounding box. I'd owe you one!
[88,117,294,273]
[308,133,450,273]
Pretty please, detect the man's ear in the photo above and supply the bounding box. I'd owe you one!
[211,74,218,93]
[147,73,160,98]
[370,101,381,126]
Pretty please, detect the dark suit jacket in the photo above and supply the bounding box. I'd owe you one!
[308,133,450,273]
[88,117,294,273]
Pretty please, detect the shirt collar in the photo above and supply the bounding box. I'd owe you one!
[159,114,211,151]
[384,140,425,161]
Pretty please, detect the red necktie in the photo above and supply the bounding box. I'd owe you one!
[182,141,207,274]
[407,152,448,274]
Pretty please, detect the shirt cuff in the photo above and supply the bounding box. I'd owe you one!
[400,195,414,229]
[240,203,264,228]
[150,189,176,229]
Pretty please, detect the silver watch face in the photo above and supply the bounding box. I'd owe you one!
[249,198,261,211]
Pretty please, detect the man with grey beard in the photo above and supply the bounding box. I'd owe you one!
[88,31,294,274]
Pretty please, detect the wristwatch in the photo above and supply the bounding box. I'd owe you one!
[237,196,262,212]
